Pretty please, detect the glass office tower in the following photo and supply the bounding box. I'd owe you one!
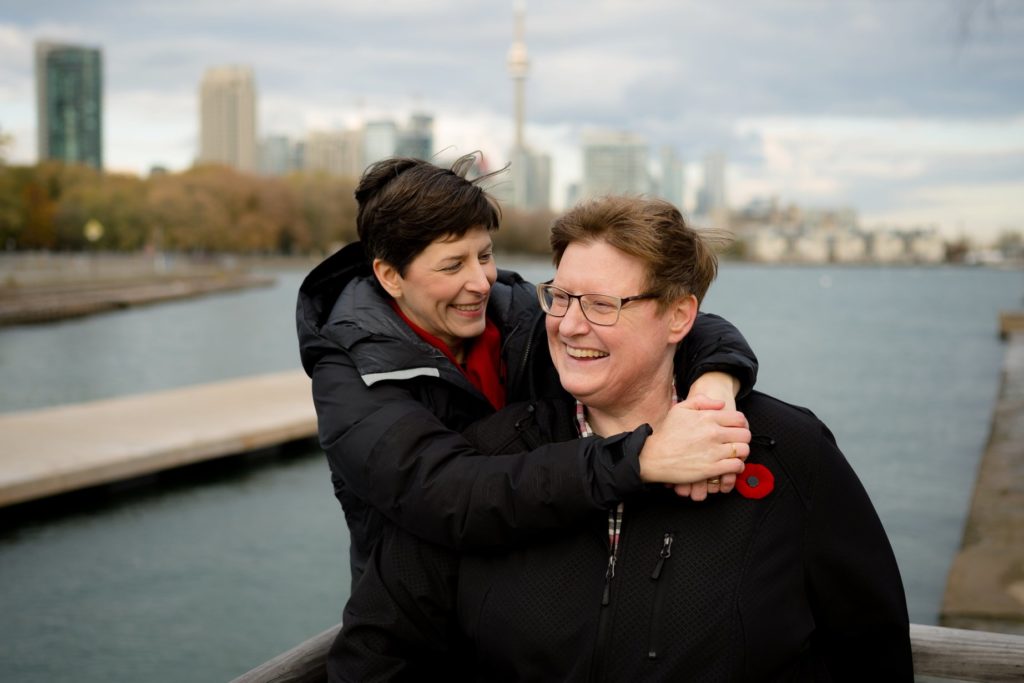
[35,41,103,169]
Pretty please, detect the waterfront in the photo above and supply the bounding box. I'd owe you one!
[0,260,1021,681]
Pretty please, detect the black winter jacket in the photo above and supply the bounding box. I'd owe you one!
[296,242,759,581]
[332,391,913,682]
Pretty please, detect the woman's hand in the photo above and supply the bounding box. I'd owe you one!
[683,371,744,499]
[637,393,750,495]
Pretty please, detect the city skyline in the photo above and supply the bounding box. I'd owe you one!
[1,1,1022,239]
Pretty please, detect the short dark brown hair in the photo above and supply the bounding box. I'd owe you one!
[354,153,502,275]
[550,195,721,306]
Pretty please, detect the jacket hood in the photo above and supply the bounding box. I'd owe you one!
[296,242,371,375]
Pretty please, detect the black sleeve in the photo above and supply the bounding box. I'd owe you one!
[313,353,648,550]
[328,524,466,682]
[677,311,759,397]
[803,423,914,681]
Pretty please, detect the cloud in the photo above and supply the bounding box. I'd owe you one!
[727,114,1024,236]
[3,1,1022,238]
[865,181,1024,237]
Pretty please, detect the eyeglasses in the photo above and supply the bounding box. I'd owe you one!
[536,283,659,326]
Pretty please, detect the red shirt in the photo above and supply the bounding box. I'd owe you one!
[389,301,506,410]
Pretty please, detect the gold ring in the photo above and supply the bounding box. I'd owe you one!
[708,477,721,486]
[731,444,737,458]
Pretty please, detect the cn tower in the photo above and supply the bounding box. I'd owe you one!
[507,0,529,151]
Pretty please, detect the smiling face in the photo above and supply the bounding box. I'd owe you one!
[374,226,497,359]
[547,239,696,426]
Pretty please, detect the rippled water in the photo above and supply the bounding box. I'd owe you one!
[0,260,1020,681]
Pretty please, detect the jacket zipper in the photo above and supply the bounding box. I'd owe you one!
[590,520,623,682]
[646,532,674,660]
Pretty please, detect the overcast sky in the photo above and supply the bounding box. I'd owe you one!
[1,0,1021,240]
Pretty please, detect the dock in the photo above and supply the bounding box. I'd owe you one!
[941,316,1024,635]
[0,370,316,508]
[0,272,275,326]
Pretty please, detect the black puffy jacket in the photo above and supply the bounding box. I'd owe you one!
[296,242,759,581]
[332,391,913,682]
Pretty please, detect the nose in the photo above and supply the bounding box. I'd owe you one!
[464,261,492,295]
[558,296,591,336]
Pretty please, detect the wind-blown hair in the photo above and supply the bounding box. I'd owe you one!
[550,195,722,306]
[354,153,502,275]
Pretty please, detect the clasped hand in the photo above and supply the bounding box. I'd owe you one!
[638,394,751,502]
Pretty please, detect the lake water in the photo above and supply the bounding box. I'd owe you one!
[0,259,1021,681]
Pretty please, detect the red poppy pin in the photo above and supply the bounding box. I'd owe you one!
[736,463,774,499]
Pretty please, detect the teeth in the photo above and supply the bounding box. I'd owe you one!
[567,346,608,359]
[452,303,481,311]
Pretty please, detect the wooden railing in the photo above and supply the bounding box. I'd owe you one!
[231,622,1024,682]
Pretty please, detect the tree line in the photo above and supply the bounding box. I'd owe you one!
[0,161,557,256]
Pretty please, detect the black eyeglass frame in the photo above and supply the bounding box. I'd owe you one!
[536,282,659,326]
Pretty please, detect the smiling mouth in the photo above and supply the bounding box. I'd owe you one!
[452,302,484,313]
[566,345,608,359]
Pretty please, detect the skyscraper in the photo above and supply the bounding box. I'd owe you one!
[396,112,433,161]
[259,134,301,176]
[658,145,685,211]
[696,151,727,217]
[198,65,257,172]
[35,41,103,169]
[508,0,529,155]
[363,120,399,166]
[581,130,649,198]
[305,129,364,178]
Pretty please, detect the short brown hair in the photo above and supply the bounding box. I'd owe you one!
[355,153,502,275]
[550,195,721,306]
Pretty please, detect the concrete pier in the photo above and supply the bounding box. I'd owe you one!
[941,320,1024,635]
[0,370,316,508]
[0,272,275,326]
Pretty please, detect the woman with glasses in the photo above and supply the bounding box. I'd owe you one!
[332,195,912,682]
[297,154,755,591]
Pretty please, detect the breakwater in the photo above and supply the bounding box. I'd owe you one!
[0,253,275,326]
[941,314,1024,635]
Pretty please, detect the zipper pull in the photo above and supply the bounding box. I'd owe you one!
[513,403,536,430]
[651,532,674,580]
[601,555,617,605]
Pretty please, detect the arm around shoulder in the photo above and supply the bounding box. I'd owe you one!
[679,312,758,397]
[312,354,647,550]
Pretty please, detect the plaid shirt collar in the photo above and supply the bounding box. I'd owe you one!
[576,381,678,599]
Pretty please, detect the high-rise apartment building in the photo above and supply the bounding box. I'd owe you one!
[581,130,649,198]
[259,134,302,176]
[396,112,433,160]
[198,65,257,172]
[658,146,685,211]
[695,151,727,216]
[35,41,103,169]
[305,129,364,178]
[363,120,399,167]
[509,146,551,210]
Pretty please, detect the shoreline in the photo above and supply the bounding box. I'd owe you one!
[940,317,1024,635]
[0,252,276,326]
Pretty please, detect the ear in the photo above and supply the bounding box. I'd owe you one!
[372,258,404,299]
[666,294,698,344]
